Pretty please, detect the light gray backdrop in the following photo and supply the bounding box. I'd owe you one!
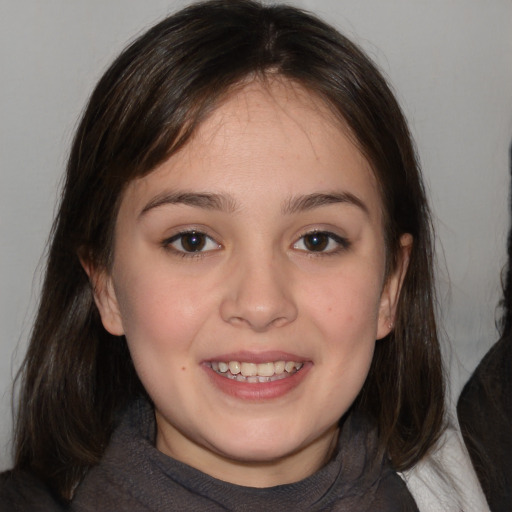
[1,0,511,470]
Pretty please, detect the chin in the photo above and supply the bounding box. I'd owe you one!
[206,425,311,463]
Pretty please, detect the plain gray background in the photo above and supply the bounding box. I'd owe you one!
[1,0,511,470]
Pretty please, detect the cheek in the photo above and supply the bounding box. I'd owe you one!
[305,267,383,344]
[112,264,214,358]
[301,265,382,404]
[112,272,211,398]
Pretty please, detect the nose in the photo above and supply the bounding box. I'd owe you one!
[219,252,298,332]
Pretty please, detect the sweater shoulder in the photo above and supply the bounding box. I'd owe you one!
[0,470,67,511]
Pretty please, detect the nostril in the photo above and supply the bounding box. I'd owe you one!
[270,316,291,328]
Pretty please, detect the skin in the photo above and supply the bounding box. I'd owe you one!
[88,79,410,487]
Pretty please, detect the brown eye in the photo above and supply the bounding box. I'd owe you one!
[293,231,350,254]
[181,232,206,252]
[303,232,329,251]
[166,231,220,254]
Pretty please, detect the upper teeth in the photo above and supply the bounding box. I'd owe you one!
[211,360,303,378]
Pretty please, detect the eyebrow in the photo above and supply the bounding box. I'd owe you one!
[139,190,369,217]
[281,192,369,216]
[140,191,239,217]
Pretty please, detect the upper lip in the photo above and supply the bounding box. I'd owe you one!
[203,350,308,364]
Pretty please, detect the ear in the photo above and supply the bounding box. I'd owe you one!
[376,233,412,340]
[80,255,124,336]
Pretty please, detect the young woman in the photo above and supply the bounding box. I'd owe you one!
[1,1,487,510]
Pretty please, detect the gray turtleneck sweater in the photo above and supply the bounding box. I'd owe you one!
[1,399,419,511]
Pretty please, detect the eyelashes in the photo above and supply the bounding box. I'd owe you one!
[292,231,350,254]
[164,231,221,256]
[162,229,351,258]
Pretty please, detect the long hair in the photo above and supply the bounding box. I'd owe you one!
[499,141,512,336]
[14,0,444,501]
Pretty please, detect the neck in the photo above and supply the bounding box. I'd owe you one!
[155,416,340,487]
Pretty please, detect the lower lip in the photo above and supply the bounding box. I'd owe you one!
[203,363,311,401]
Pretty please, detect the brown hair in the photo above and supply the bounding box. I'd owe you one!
[498,142,512,336]
[14,0,444,501]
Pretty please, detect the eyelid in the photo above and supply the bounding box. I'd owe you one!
[292,229,351,254]
[162,229,222,257]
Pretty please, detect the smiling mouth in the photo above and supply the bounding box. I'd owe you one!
[207,360,304,383]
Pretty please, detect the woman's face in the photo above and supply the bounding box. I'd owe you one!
[92,80,408,486]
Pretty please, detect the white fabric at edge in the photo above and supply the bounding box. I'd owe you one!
[400,427,490,512]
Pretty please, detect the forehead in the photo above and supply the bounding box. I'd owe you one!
[120,79,382,221]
